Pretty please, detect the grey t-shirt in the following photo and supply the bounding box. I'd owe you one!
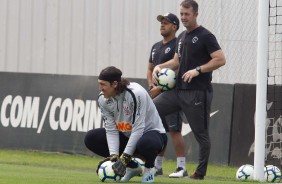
[98,82,165,155]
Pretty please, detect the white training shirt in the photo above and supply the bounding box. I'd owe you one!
[98,82,166,156]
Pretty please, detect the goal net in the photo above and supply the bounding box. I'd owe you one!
[265,0,282,167]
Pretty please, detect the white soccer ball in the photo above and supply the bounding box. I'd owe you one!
[157,68,176,91]
[132,157,145,174]
[236,164,254,181]
[264,165,281,182]
[97,160,121,182]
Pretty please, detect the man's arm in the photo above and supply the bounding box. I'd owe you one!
[147,63,154,87]
[98,97,120,156]
[159,53,180,70]
[147,63,162,98]
[182,49,226,83]
[200,50,226,73]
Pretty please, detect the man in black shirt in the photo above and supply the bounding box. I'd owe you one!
[147,13,187,178]
[152,0,226,180]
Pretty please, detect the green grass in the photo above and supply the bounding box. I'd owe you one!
[0,149,260,184]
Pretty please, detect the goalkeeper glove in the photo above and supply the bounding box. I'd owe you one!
[96,154,118,174]
[112,153,132,177]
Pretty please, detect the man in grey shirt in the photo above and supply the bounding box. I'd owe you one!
[84,66,167,183]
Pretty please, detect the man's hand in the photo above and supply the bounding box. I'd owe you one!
[182,69,200,83]
[152,65,162,84]
[112,153,132,177]
[96,154,118,174]
[149,86,162,98]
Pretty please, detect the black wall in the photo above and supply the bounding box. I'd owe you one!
[229,84,256,166]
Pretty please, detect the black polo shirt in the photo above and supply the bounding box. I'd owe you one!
[149,37,177,68]
[175,26,221,91]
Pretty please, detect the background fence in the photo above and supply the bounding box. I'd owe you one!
[0,0,258,84]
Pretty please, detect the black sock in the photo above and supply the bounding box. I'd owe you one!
[127,160,138,168]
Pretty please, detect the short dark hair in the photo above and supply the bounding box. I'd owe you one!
[99,66,129,95]
[180,0,198,13]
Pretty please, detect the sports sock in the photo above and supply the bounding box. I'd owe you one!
[177,157,186,169]
[154,156,164,169]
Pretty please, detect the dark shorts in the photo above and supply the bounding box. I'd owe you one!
[165,111,183,132]
[84,128,168,168]
[153,89,213,132]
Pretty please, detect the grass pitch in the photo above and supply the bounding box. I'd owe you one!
[0,149,260,184]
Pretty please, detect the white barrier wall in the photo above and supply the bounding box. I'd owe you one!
[0,0,258,84]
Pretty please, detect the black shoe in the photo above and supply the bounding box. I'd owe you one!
[189,172,204,180]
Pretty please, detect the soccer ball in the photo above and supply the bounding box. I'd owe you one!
[264,165,281,182]
[157,68,176,91]
[97,160,121,182]
[132,157,145,174]
[236,164,254,181]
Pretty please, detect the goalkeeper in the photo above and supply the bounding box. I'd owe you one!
[84,66,167,183]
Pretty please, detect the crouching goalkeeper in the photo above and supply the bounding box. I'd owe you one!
[84,66,167,183]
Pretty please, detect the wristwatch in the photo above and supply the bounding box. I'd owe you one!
[196,66,202,74]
